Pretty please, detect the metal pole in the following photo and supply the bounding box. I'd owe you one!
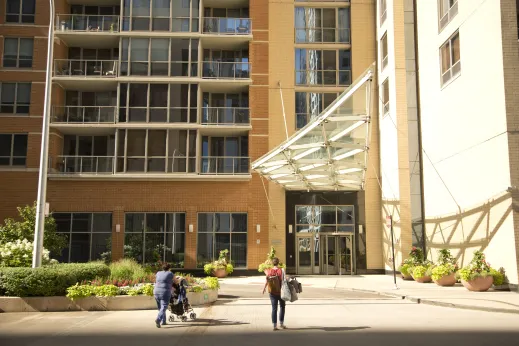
[32,0,55,268]
[390,216,399,289]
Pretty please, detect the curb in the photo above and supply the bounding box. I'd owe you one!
[334,287,519,315]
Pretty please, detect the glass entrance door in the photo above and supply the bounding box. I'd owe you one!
[319,234,354,275]
[296,236,313,274]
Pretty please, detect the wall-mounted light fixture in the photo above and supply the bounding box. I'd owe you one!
[256,224,261,233]
[289,225,293,234]
[189,224,193,233]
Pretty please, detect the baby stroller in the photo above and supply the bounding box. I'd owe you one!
[168,276,197,322]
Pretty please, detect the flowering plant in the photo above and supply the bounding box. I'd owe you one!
[398,246,425,276]
[0,238,57,267]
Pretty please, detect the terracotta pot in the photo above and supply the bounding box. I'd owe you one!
[413,275,432,283]
[213,268,228,278]
[401,273,413,280]
[433,273,457,287]
[461,276,493,292]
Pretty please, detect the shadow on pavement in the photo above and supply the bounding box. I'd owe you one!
[285,326,370,332]
[163,318,249,328]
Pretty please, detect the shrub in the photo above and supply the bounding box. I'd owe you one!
[491,268,506,286]
[431,263,457,281]
[49,262,111,282]
[204,277,220,290]
[458,251,497,282]
[412,263,432,279]
[258,247,286,272]
[0,239,56,267]
[398,262,412,276]
[191,285,204,293]
[109,258,147,281]
[203,249,234,275]
[66,284,95,300]
[142,283,154,296]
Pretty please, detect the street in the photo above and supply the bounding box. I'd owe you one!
[1,283,519,346]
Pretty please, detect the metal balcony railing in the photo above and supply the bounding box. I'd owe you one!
[53,156,114,174]
[295,28,350,44]
[54,59,118,77]
[200,156,250,175]
[201,107,250,125]
[203,17,251,35]
[296,69,352,86]
[56,14,120,32]
[202,61,250,79]
[51,106,116,123]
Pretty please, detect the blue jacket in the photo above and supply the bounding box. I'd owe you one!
[153,270,173,297]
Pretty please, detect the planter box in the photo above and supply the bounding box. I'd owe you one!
[0,289,218,313]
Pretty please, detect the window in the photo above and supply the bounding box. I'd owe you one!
[381,33,388,70]
[120,38,198,77]
[124,213,186,266]
[295,7,350,43]
[5,0,35,24]
[0,83,31,114]
[295,92,339,129]
[440,32,460,86]
[381,79,389,115]
[200,136,249,174]
[116,129,197,173]
[379,0,387,24]
[0,134,27,166]
[3,38,33,68]
[438,0,458,32]
[197,213,247,268]
[53,213,112,262]
[60,135,115,174]
[295,49,351,86]
[122,0,199,32]
[296,205,355,233]
[119,83,198,123]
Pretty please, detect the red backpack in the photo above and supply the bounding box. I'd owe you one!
[266,268,282,294]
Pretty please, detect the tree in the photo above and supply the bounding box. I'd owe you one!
[0,203,67,256]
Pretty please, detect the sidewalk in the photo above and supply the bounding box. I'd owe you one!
[220,275,519,314]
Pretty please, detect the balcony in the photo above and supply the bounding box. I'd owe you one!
[296,70,352,87]
[51,106,116,124]
[53,59,118,91]
[202,61,250,79]
[54,14,120,48]
[201,107,250,126]
[295,28,350,44]
[51,156,114,175]
[201,17,252,48]
[200,156,250,175]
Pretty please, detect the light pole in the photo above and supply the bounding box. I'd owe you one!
[32,0,55,268]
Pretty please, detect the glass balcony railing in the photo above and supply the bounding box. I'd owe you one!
[55,14,120,32]
[202,61,250,79]
[53,156,114,174]
[295,28,350,44]
[202,17,251,35]
[200,156,250,175]
[54,59,118,77]
[51,106,116,124]
[296,70,352,86]
[201,107,250,125]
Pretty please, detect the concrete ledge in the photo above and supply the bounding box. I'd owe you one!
[0,290,218,313]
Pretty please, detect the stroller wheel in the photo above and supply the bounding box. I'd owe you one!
[181,316,188,322]
[190,313,197,320]
[168,315,174,322]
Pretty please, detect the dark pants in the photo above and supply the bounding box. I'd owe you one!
[154,292,171,324]
[269,293,285,326]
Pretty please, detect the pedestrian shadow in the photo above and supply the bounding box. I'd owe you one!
[163,318,249,328]
[286,326,370,332]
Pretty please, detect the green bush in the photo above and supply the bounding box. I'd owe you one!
[399,263,412,276]
[191,285,203,293]
[431,263,457,281]
[0,262,110,297]
[109,258,147,281]
[66,284,119,300]
[490,268,505,286]
[204,277,220,290]
[142,283,154,296]
[412,264,432,279]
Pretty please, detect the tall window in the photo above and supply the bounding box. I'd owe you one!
[5,0,35,24]
[0,134,27,166]
[120,38,198,77]
[122,0,199,32]
[295,7,350,43]
[116,129,197,173]
[381,79,389,115]
[295,49,351,86]
[124,213,186,266]
[381,33,388,70]
[438,0,458,32]
[53,213,112,263]
[295,92,339,129]
[197,213,247,268]
[440,32,460,86]
[3,38,33,68]
[296,206,355,233]
[0,82,31,114]
[379,0,387,24]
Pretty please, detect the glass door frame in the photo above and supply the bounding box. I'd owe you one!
[295,234,315,275]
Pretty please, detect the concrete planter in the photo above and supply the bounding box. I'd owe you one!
[461,276,494,292]
[0,289,218,313]
[433,273,457,287]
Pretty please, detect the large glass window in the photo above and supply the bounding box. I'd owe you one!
[295,7,350,43]
[5,0,35,24]
[120,38,198,77]
[116,129,197,173]
[438,0,458,32]
[0,133,27,166]
[197,213,247,268]
[295,92,339,129]
[0,82,31,114]
[3,38,33,68]
[440,32,460,86]
[123,0,199,32]
[53,213,112,262]
[119,83,198,123]
[296,206,354,233]
[295,49,351,86]
[124,213,186,266]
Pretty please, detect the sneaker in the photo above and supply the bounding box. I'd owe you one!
[155,320,161,328]
[273,327,278,331]
[161,322,167,326]
[280,325,287,329]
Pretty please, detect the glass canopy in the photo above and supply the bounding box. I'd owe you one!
[251,64,374,191]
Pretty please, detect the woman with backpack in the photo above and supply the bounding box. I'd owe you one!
[262,257,287,331]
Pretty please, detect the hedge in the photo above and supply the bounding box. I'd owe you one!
[0,262,110,297]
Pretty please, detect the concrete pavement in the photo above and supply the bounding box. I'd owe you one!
[220,274,519,314]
